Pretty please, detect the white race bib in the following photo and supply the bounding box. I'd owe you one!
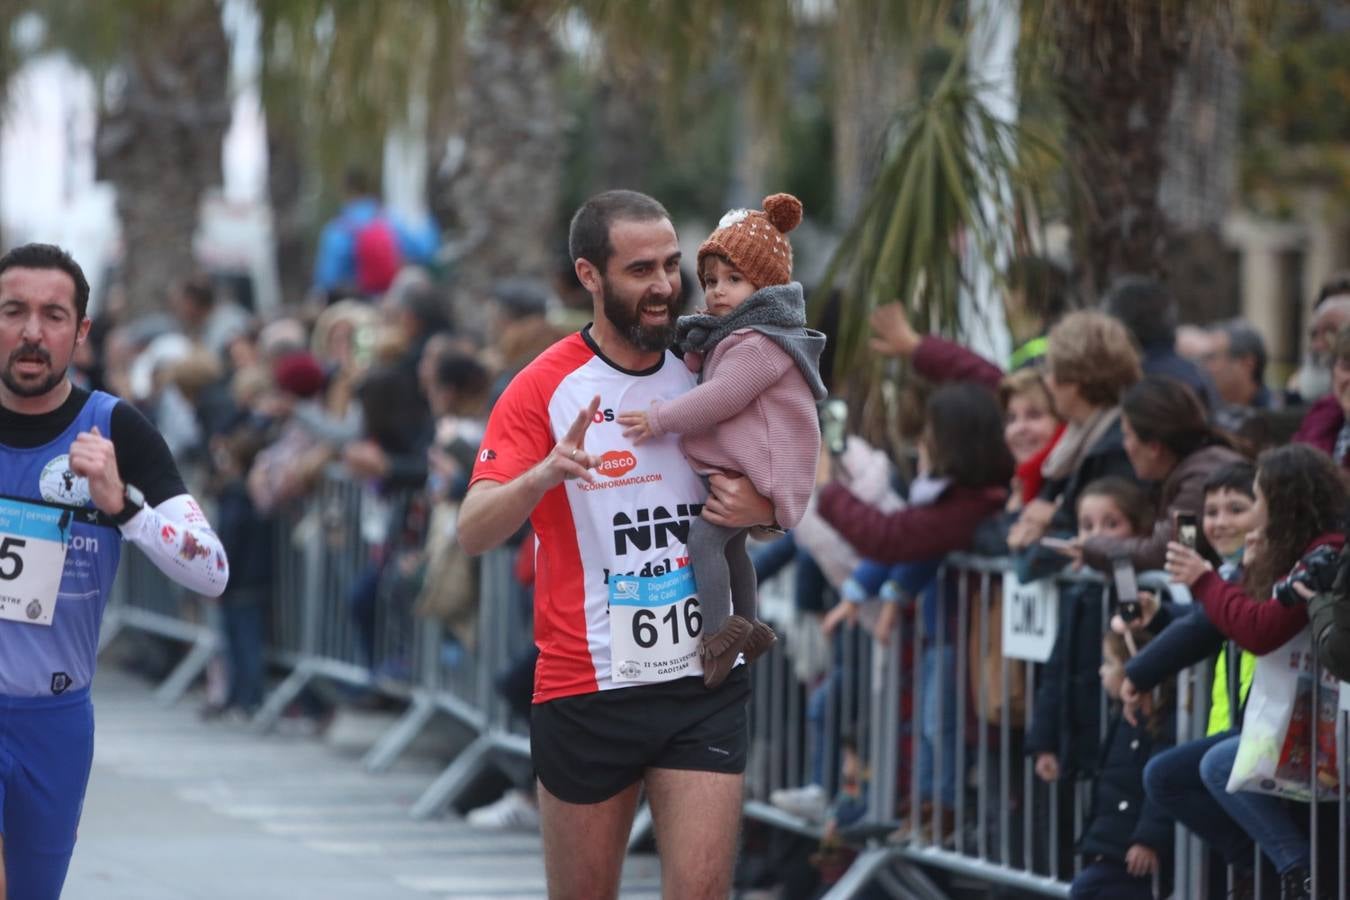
[0,497,69,627]
[609,567,704,683]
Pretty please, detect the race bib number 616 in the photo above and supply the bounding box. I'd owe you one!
[609,567,703,683]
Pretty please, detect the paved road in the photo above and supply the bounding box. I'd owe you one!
[65,668,662,899]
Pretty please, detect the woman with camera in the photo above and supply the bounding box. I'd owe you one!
[1150,444,1347,900]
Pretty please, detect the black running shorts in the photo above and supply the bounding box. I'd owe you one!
[530,667,750,805]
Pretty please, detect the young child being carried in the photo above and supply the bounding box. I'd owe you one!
[618,193,827,688]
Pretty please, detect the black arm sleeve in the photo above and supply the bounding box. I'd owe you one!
[111,401,189,505]
[1125,603,1224,692]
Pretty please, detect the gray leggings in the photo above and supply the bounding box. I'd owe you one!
[688,517,758,637]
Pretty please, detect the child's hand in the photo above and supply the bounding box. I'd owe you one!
[683,351,703,373]
[1121,677,1153,727]
[821,599,859,635]
[1034,753,1060,783]
[617,410,654,444]
[1109,589,1159,635]
[871,602,899,645]
[1165,541,1212,587]
[1041,535,1084,569]
[1242,528,1262,567]
[1125,844,1159,877]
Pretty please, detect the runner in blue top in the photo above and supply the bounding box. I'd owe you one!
[0,243,229,899]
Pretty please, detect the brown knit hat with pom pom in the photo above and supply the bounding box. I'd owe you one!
[697,193,803,289]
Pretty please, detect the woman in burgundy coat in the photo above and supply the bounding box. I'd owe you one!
[1148,444,1347,897]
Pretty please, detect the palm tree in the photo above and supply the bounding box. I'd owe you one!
[437,0,565,332]
[92,0,231,316]
[257,0,568,332]
[580,0,1251,372]
[13,1,231,316]
[256,0,465,303]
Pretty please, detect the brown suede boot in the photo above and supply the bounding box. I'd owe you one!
[740,619,777,663]
[699,615,753,689]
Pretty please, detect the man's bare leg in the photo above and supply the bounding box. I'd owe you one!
[537,779,641,900]
[645,767,744,899]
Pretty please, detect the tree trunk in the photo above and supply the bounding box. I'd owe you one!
[440,4,563,332]
[94,0,230,318]
[1056,3,1192,304]
[264,96,310,307]
[830,3,909,226]
[1158,38,1242,322]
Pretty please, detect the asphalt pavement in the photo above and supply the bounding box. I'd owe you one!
[64,667,662,899]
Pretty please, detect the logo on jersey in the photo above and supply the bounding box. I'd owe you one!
[596,450,637,479]
[478,449,497,463]
[592,408,617,424]
[51,672,71,695]
[612,504,703,555]
[39,455,91,506]
[161,524,177,544]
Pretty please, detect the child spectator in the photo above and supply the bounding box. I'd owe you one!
[618,193,827,687]
[1069,629,1175,899]
[1122,462,1260,737]
[1157,445,1347,897]
[815,381,1015,840]
[1114,462,1261,896]
[1030,477,1153,785]
[210,425,274,716]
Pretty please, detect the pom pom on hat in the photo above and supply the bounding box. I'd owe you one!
[697,192,804,289]
[762,193,802,234]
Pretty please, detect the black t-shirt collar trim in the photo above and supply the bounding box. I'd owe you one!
[580,324,667,376]
[0,386,91,451]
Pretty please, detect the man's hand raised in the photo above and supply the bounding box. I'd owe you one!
[536,395,601,489]
[69,425,125,516]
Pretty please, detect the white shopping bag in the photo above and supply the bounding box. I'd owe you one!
[1227,629,1342,801]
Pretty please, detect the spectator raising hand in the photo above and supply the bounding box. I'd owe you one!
[868,302,921,358]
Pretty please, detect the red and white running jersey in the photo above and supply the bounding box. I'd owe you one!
[470,330,705,703]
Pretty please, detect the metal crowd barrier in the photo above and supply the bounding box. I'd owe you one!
[250,473,419,729]
[99,540,220,706]
[97,483,1350,898]
[97,469,536,817]
[742,554,1350,900]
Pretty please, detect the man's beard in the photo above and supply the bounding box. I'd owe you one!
[602,280,676,353]
[1297,356,1333,401]
[2,345,64,398]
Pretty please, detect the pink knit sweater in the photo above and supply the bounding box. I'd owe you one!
[648,329,820,528]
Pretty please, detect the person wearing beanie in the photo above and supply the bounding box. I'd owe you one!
[272,350,327,400]
[618,193,827,688]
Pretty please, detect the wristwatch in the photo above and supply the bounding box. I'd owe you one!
[111,483,146,526]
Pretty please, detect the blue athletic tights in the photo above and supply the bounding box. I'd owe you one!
[0,687,95,900]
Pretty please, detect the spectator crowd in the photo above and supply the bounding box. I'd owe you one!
[76,192,1350,899]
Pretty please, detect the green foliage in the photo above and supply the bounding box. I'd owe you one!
[1240,0,1350,208]
[256,0,469,216]
[814,40,1054,379]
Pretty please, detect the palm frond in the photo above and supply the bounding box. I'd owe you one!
[256,0,470,186]
[813,35,1057,379]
